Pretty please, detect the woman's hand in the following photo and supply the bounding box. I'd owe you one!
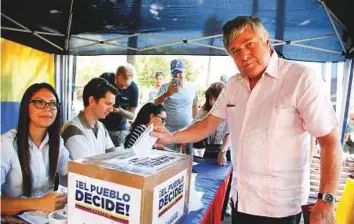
[217,151,227,166]
[37,192,67,212]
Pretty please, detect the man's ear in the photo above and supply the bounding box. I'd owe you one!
[88,96,95,105]
[265,39,271,47]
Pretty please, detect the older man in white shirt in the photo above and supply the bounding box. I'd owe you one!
[152,16,342,224]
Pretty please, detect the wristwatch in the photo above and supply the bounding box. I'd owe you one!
[317,193,336,205]
[219,148,227,153]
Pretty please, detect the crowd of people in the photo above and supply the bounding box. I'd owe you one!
[1,16,347,224]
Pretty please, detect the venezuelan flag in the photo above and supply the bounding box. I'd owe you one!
[1,38,55,133]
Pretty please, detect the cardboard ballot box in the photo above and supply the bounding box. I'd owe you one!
[67,150,193,224]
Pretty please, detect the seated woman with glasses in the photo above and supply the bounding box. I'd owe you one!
[124,103,166,149]
[1,83,69,215]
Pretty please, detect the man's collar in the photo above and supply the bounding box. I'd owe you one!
[78,111,98,129]
[263,50,279,79]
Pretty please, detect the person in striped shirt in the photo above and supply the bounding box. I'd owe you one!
[124,103,166,149]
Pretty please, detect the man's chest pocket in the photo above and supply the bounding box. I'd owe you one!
[274,106,301,129]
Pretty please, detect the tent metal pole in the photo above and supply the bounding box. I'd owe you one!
[70,35,105,42]
[318,0,347,30]
[272,34,339,46]
[139,41,184,52]
[271,39,285,43]
[321,1,346,53]
[70,33,139,50]
[188,42,226,51]
[139,34,224,52]
[187,34,223,42]
[1,27,65,36]
[140,33,181,41]
[271,43,287,46]
[289,43,341,54]
[33,31,64,36]
[104,42,138,51]
[340,59,354,144]
[101,33,139,43]
[70,40,137,51]
[271,42,342,55]
[291,34,336,43]
[1,13,63,51]
[350,47,354,54]
[35,34,63,51]
[1,26,31,33]
[65,0,74,51]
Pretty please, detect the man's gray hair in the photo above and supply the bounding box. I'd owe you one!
[116,63,136,79]
[222,16,270,54]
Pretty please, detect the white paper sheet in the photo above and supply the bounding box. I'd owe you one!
[18,211,49,224]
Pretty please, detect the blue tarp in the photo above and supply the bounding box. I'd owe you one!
[1,0,353,62]
[182,157,232,223]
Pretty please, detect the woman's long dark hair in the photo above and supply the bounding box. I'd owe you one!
[17,83,61,197]
[202,82,225,112]
[131,103,165,130]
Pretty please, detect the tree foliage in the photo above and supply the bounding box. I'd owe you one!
[135,56,200,89]
[74,55,201,95]
[75,59,106,87]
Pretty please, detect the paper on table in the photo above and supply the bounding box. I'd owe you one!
[132,125,157,158]
[188,173,204,212]
[18,211,49,224]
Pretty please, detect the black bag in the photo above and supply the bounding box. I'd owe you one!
[205,144,222,152]
[193,138,207,149]
[203,144,223,160]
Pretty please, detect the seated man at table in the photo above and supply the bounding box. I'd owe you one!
[62,77,117,160]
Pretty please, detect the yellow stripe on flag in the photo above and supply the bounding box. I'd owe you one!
[1,38,54,102]
[336,178,354,224]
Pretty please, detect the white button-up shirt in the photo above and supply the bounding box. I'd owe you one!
[1,129,70,198]
[211,52,337,217]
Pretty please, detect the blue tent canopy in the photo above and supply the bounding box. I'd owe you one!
[1,0,353,62]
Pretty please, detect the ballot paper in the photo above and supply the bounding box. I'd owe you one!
[132,124,158,157]
[103,150,180,173]
[18,211,49,224]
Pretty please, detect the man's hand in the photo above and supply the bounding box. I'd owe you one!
[152,125,173,145]
[166,84,179,97]
[113,106,121,113]
[37,192,67,212]
[217,151,227,166]
[309,200,335,224]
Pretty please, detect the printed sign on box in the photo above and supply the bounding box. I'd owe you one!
[152,170,187,224]
[68,173,142,224]
[68,150,192,223]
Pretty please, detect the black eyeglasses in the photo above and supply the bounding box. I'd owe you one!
[30,99,60,110]
[156,115,166,124]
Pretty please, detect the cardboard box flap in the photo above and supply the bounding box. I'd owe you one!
[76,150,188,176]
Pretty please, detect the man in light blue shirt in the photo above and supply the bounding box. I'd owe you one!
[155,59,198,154]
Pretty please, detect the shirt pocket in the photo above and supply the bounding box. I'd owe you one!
[274,105,301,129]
